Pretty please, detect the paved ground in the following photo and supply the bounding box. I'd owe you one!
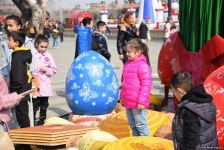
[0,36,173,128]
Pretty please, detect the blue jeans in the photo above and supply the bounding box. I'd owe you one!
[53,38,60,47]
[126,108,150,136]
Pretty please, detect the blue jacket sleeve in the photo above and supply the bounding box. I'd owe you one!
[0,38,12,80]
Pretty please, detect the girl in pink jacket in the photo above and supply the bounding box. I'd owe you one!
[120,38,152,136]
[33,35,57,125]
[0,74,24,131]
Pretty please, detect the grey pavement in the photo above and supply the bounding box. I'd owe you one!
[0,36,173,128]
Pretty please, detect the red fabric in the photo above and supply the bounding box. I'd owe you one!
[204,66,224,147]
[77,11,93,24]
[0,16,6,23]
[158,32,224,86]
[69,10,81,24]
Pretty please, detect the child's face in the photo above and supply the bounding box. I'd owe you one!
[36,41,48,54]
[171,87,187,101]
[29,27,35,34]
[98,25,106,33]
[8,37,18,49]
[6,19,21,32]
[126,45,141,60]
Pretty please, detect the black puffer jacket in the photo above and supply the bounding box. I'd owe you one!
[117,25,138,55]
[172,84,219,150]
[92,32,111,61]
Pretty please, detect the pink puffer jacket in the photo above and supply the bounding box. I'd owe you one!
[120,55,152,108]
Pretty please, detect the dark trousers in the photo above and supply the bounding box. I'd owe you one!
[33,97,49,125]
[15,96,30,128]
[15,96,32,150]
[60,32,63,42]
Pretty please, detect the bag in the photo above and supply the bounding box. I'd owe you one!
[32,76,40,98]
[147,32,151,41]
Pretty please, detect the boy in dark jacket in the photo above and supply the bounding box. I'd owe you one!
[93,21,111,61]
[170,71,218,150]
[8,31,32,128]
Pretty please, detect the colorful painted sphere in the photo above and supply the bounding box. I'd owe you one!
[66,51,119,115]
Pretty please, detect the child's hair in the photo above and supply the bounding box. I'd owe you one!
[170,71,194,92]
[82,17,92,26]
[5,15,22,27]
[34,34,49,49]
[126,38,150,64]
[97,20,106,29]
[25,21,37,37]
[8,31,25,47]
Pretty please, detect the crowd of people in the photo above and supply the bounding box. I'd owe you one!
[43,20,64,48]
[0,15,57,150]
[72,11,219,149]
[0,11,220,150]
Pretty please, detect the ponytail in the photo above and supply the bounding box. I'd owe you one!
[141,41,150,65]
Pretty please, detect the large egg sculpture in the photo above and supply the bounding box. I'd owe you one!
[66,51,119,115]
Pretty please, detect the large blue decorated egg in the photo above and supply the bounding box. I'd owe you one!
[66,51,119,115]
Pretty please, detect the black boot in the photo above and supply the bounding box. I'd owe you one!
[33,111,37,126]
[37,117,45,126]
[37,107,47,125]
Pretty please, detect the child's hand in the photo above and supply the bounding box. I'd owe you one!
[120,24,126,31]
[138,104,145,110]
[16,94,25,105]
[119,54,124,60]
[136,30,139,36]
[40,66,47,73]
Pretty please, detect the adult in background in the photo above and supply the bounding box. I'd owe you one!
[117,11,138,64]
[164,16,175,42]
[43,23,51,38]
[24,21,37,73]
[52,23,60,49]
[139,20,148,44]
[58,22,64,42]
